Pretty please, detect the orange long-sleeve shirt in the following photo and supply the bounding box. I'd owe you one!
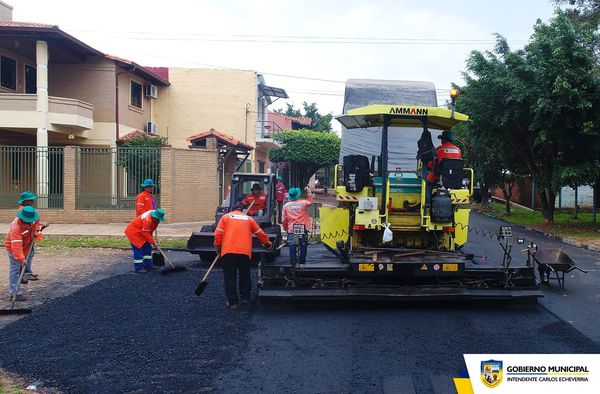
[214,210,270,258]
[4,217,35,262]
[135,191,157,216]
[124,210,159,248]
[242,193,267,216]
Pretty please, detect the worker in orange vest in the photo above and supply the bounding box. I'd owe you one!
[17,191,48,282]
[136,179,158,216]
[4,206,39,301]
[124,208,166,273]
[424,130,462,206]
[214,202,271,309]
[426,130,462,183]
[241,183,267,216]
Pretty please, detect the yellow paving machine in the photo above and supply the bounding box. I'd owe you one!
[259,95,541,302]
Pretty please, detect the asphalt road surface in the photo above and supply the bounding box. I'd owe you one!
[0,212,598,393]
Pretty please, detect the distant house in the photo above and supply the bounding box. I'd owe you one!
[0,1,289,223]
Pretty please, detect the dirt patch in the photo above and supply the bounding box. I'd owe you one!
[1,247,130,329]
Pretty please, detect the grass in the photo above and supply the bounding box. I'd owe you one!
[478,201,600,244]
[36,236,187,250]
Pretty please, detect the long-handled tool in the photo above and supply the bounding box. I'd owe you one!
[195,254,220,296]
[157,245,187,275]
[1,241,35,316]
[194,201,256,296]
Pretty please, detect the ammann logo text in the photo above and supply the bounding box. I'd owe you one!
[389,107,428,115]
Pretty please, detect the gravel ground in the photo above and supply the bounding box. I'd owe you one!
[0,263,254,393]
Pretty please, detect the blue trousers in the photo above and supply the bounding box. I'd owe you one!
[131,242,153,271]
[288,233,308,265]
[7,252,23,296]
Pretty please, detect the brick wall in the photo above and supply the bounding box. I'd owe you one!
[0,146,219,224]
[160,148,219,222]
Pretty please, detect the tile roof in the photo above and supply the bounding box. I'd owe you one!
[106,55,170,86]
[187,128,253,151]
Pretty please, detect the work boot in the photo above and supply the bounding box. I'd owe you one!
[9,294,26,302]
[135,269,148,274]
[226,302,238,310]
[241,299,251,304]
[146,266,159,272]
[25,274,38,281]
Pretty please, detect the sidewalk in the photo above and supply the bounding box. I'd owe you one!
[0,221,212,239]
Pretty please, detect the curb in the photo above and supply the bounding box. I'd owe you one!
[477,212,600,252]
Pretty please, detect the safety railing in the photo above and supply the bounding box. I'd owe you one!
[0,146,64,209]
[76,147,160,209]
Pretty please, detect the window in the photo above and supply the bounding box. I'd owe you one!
[1,56,17,90]
[258,160,265,173]
[25,65,36,94]
[130,80,143,109]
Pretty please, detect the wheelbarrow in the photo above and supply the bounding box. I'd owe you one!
[527,245,587,289]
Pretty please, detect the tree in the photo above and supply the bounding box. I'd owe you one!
[276,102,333,132]
[268,130,340,186]
[457,12,600,223]
[117,135,168,193]
[555,0,600,26]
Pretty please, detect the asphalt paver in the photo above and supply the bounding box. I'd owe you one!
[1,213,599,393]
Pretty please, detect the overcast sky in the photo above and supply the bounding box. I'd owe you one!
[12,0,556,128]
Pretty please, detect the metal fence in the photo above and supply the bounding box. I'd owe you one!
[0,146,64,209]
[76,147,161,209]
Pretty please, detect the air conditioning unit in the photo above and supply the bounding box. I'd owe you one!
[144,84,158,99]
[146,121,158,134]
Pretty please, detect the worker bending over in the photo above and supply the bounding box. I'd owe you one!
[282,187,313,265]
[214,202,271,309]
[124,208,166,273]
[242,183,267,216]
[136,178,158,216]
[4,206,39,301]
[17,191,48,282]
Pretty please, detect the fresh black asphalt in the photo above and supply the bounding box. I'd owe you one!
[0,212,599,393]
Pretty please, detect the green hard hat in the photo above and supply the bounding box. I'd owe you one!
[438,130,457,142]
[140,178,156,188]
[151,208,166,222]
[18,191,38,205]
[288,188,301,201]
[18,206,39,223]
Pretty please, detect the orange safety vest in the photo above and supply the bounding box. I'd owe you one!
[214,210,270,258]
[242,193,267,215]
[4,217,35,262]
[135,191,157,216]
[124,210,159,248]
[427,141,462,182]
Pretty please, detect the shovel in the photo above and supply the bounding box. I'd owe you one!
[157,245,187,275]
[194,254,220,296]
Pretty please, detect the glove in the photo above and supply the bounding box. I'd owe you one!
[17,259,26,266]
[266,241,273,250]
[152,243,159,249]
[215,247,221,256]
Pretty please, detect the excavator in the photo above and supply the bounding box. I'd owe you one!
[258,88,541,302]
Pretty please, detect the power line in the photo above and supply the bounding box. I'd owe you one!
[69,29,527,45]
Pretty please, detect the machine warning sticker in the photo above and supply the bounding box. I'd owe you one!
[433,264,441,271]
[420,264,428,271]
[378,264,384,271]
[387,264,394,272]
[443,264,458,272]
[358,264,375,272]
